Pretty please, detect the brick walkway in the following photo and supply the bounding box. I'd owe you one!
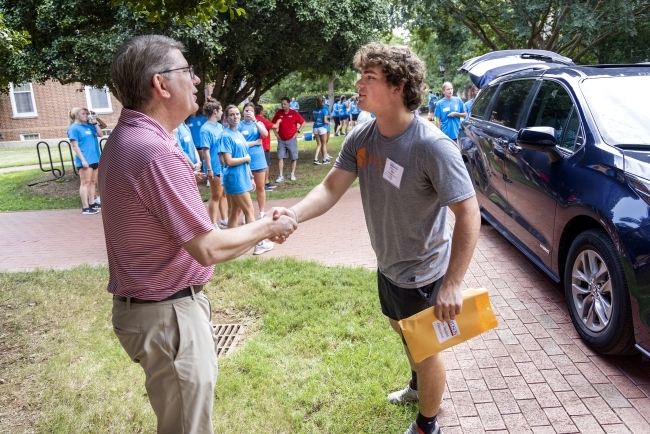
[1,187,649,433]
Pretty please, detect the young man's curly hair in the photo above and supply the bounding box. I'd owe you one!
[353,43,428,111]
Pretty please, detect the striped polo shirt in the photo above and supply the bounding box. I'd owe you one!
[98,108,214,300]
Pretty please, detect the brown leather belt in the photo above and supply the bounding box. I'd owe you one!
[113,285,203,304]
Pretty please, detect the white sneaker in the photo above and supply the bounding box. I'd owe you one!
[213,223,221,230]
[94,196,101,205]
[258,212,265,219]
[219,219,228,229]
[253,240,274,255]
[387,385,419,405]
[290,173,296,181]
[276,175,284,183]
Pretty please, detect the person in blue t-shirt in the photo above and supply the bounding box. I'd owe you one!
[220,105,275,255]
[312,95,332,164]
[464,85,479,119]
[336,95,350,136]
[331,97,341,136]
[349,96,361,128]
[427,91,439,120]
[186,112,207,169]
[67,107,104,214]
[434,82,466,144]
[289,97,299,110]
[175,122,203,177]
[200,99,228,228]
[239,102,270,220]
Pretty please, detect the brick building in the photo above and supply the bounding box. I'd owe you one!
[0,81,122,142]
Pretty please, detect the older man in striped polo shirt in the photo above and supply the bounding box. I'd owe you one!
[99,35,297,433]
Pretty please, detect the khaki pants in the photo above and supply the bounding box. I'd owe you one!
[112,291,218,434]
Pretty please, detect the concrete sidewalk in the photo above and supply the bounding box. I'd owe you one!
[1,187,650,433]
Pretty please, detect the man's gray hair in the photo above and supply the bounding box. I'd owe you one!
[110,35,185,110]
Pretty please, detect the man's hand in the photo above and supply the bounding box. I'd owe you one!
[435,282,463,323]
[263,209,297,244]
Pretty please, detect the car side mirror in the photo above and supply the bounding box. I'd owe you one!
[516,127,563,162]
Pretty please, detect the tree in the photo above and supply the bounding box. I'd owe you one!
[200,0,392,106]
[403,0,650,64]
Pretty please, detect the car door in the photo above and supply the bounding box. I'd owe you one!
[461,85,510,224]
[479,79,537,230]
[504,79,576,271]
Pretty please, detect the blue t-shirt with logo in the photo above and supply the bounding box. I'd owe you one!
[200,121,224,175]
[332,102,341,117]
[289,101,299,110]
[434,97,466,140]
[175,122,197,164]
[238,120,267,171]
[219,128,252,195]
[186,115,207,149]
[349,101,360,115]
[339,101,348,116]
[428,94,439,107]
[67,123,101,167]
[312,107,330,129]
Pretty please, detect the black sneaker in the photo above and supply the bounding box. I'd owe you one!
[82,207,99,215]
[89,203,101,210]
[264,183,276,191]
[313,159,322,165]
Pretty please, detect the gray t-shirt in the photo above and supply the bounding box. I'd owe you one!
[334,115,475,288]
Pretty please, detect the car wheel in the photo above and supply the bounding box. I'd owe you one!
[564,229,636,355]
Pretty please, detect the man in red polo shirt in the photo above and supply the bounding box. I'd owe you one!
[272,97,305,182]
[100,35,297,433]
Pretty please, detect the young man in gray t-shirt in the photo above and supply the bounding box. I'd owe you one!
[275,43,480,434]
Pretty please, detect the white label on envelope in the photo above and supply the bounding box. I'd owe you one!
[432,319,460,343]
[383,158,404,189]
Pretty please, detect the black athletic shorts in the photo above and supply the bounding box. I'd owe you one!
[377,269,444,321]
[77,162,99,170]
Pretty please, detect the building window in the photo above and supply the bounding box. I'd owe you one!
[20,133,41,141]
[85,86,113,114]
[9,83,38,118]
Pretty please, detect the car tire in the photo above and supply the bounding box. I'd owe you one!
[564,229,636,355]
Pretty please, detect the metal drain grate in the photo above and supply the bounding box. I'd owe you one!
[213,324,244,357]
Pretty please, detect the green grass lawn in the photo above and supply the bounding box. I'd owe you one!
[0,145,76,169]
[0,133,357,212]
[0,259,417,433]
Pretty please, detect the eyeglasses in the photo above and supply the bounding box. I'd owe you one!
[158,65,195,79]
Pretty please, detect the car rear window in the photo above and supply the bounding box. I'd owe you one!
[489,80,536,129]
[581,76,650,146]
[469,85,497,119]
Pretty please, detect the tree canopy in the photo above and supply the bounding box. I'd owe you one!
[190,0,391,105]
[0,0,391,105]
[402,0,650,92]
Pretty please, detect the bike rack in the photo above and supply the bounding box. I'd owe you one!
[30,137,106,186]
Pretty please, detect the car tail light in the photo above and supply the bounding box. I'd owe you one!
[626,174,650,206]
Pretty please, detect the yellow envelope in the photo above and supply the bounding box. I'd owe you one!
[398,288,498,363]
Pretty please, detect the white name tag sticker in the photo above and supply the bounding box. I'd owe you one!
[383,158,404,189]
[85,130,92,134]
[242,130,249,135]
[235,139,244,144]
[183,136,191,142]
[443,107,450,112]
[432,319,460,343]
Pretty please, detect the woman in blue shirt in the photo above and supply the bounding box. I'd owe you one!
[67,107,104,215]
[348,96,360,128]
[312,96,331,164]
[336,95,350,136]
[331,97,341,136]
[219,104,274,254]
[200,99,228,228]
[238,102,269,219]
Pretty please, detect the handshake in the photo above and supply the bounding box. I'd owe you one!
[261,207,301,244]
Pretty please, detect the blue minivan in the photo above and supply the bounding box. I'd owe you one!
[459,50,650,356]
